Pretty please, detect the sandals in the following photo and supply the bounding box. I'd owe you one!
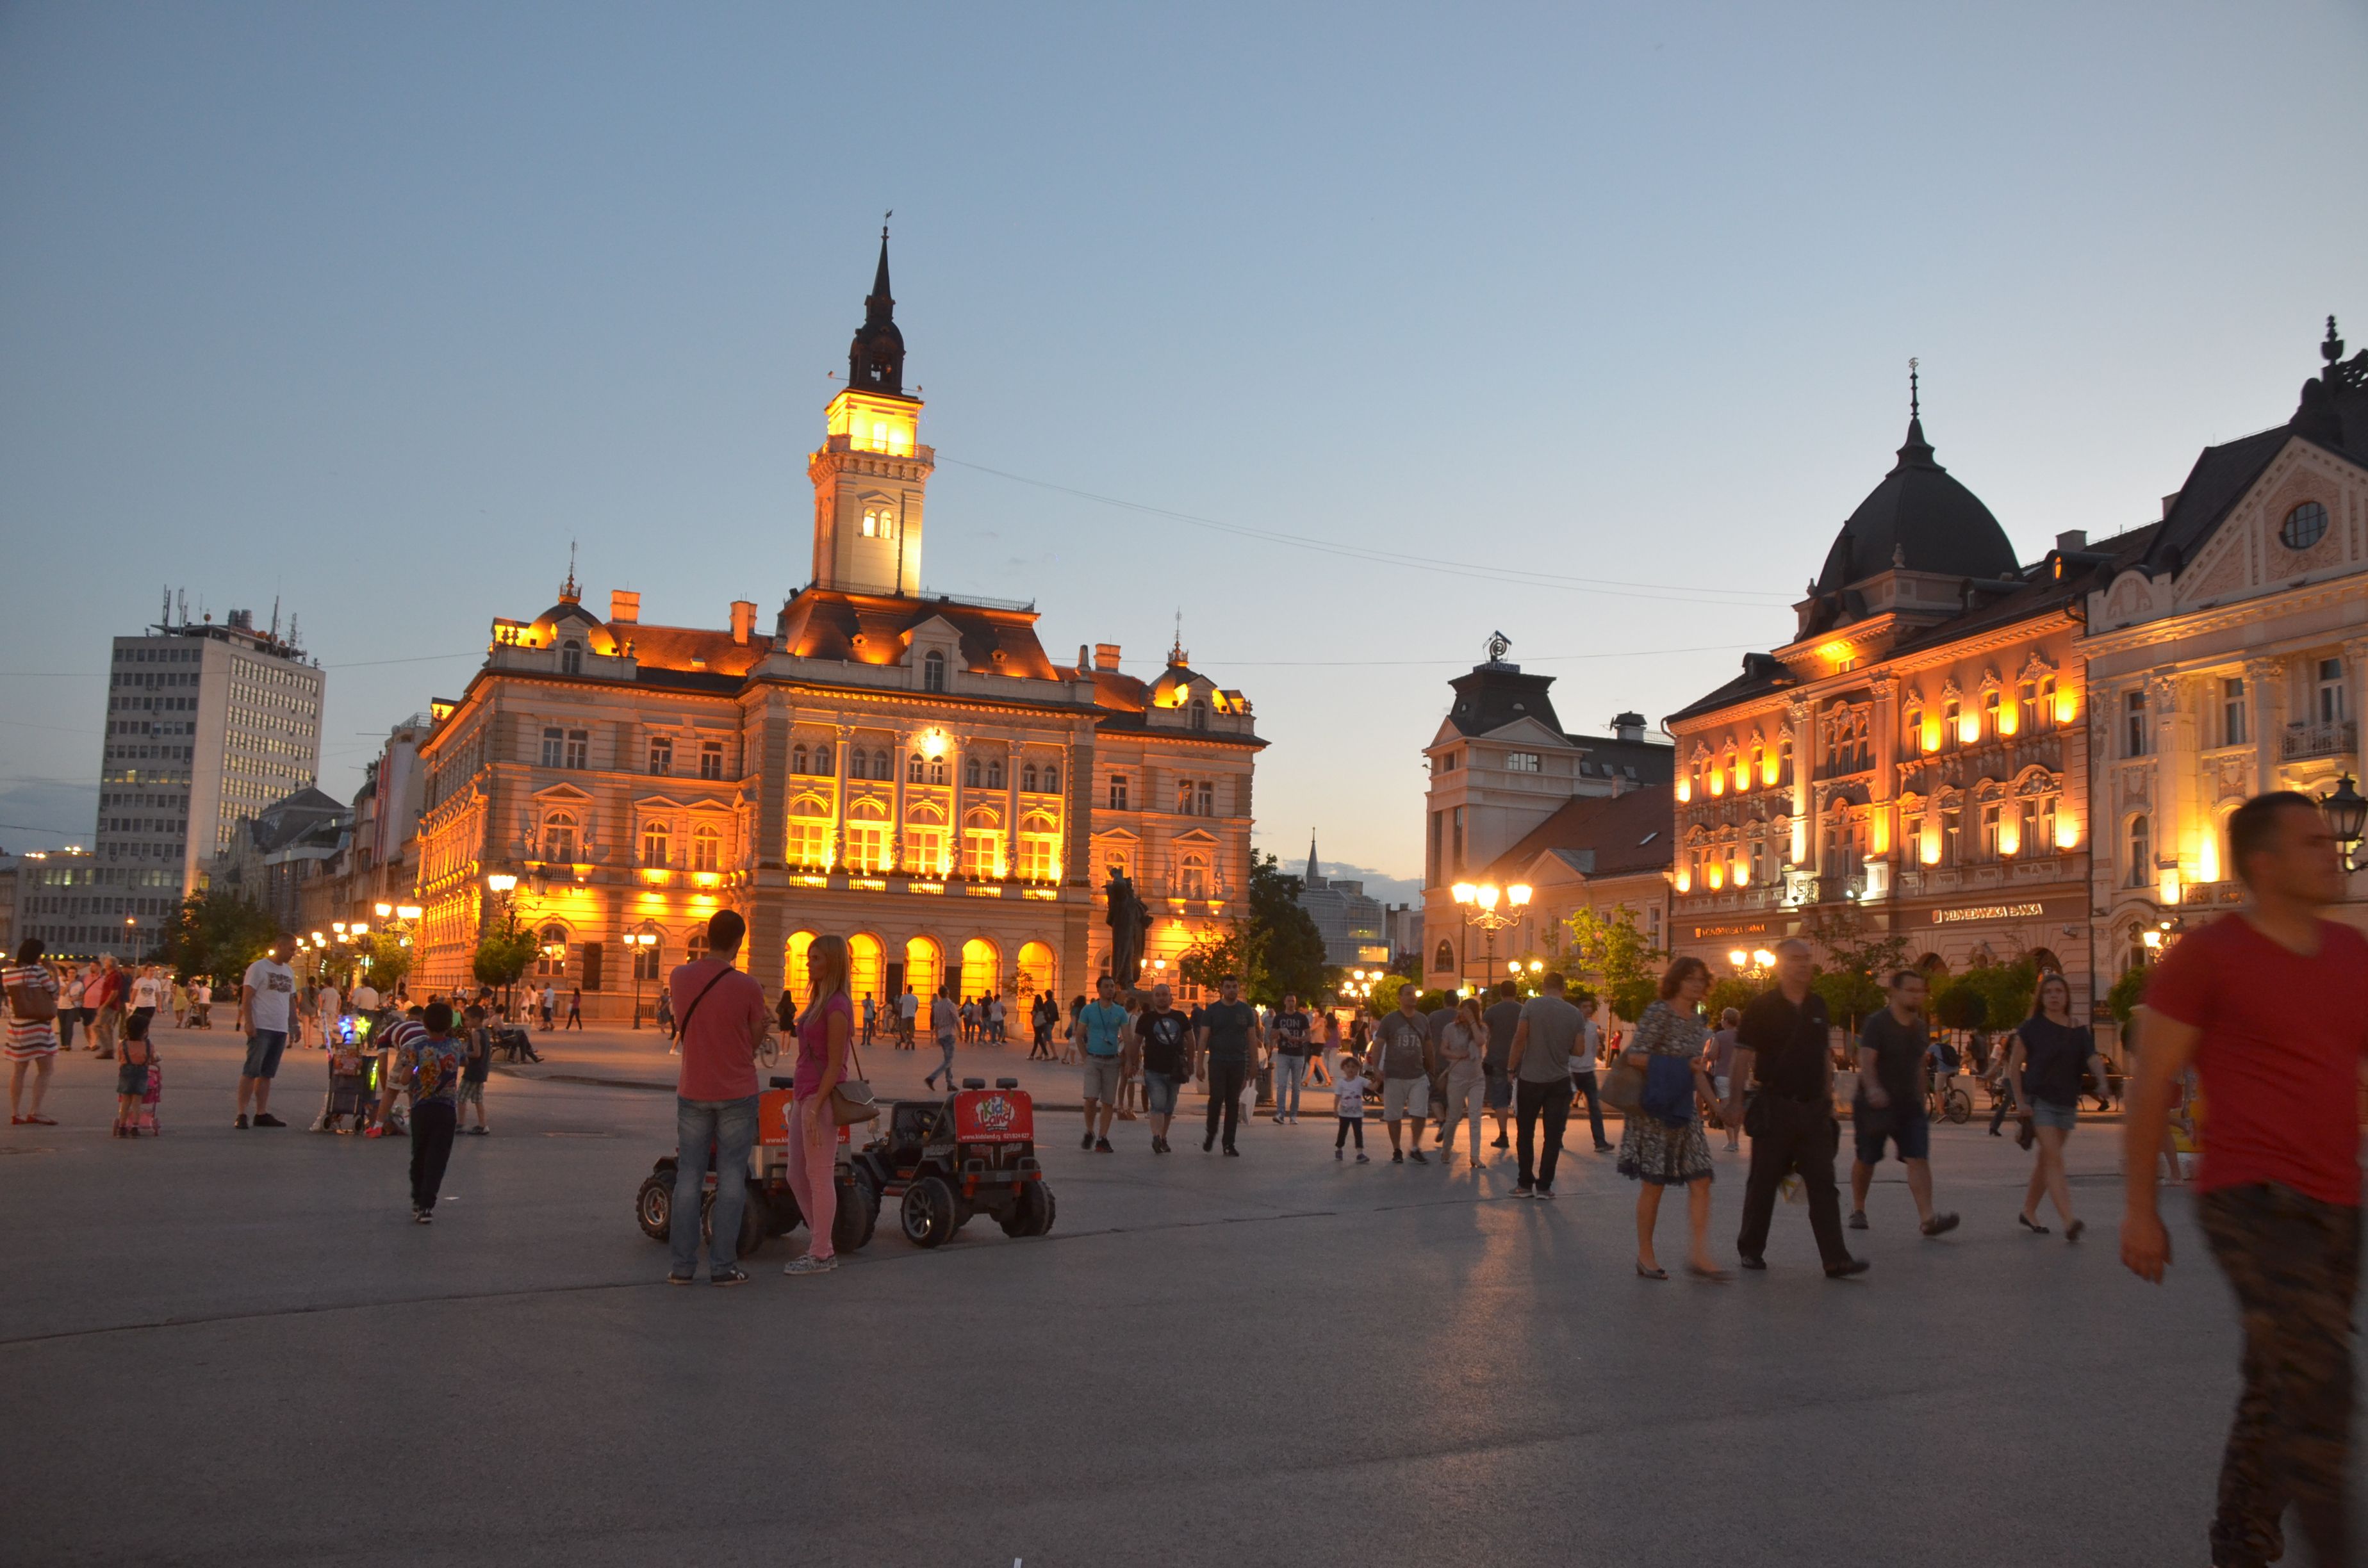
[2018,1212,2050,1236]
[1635,1262,1668,1280]
[2064,1219,2086,1244]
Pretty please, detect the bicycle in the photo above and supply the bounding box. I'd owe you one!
[1927,1073,1972,1125]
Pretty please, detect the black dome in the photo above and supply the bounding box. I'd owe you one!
[1814,417,2018,594]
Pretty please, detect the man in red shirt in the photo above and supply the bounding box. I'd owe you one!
[2124,790,2368,1568]
[666,910,773,1287]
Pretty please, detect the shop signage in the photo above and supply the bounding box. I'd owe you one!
[1930,901,2045,926]
[1690,919,1773,940]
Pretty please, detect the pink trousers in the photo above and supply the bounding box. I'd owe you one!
[785,1104,837,1259]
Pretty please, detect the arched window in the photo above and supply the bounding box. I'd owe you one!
[1023,763,1039,792]
[786,796,828,867]
[561,641,582,676]
[964,756,982,788]
[2127,814,2150,888]
[536,924,569,977]
[541,812,577,863]
[1042,762,1059,794]
[986,758,1005,789]
[792,743,809,775]
[849,748,867,781]
[1179,851,1210,899]
[691,824,721,873]
[846,796,889,872]
[1433,938,1456,974]
[641,819,670,868]
[908,751,925,783]
[923,649,946,692]
[873,749,890,778]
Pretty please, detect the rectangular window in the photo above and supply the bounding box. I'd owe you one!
[2125,690,2148,758]
[2223,678,2247,747]
[648,737,673,775]
[785,817,827,868]
[1176,780,1194,815]
[2319,658,2346,723]
[700,741,725,780]
[962,829,998,879]
[1197,781,1215,816]
[1506,751,1541,773]
[541,727,564,767]
[564,730,588,770]
[1440,751,1458,772]
[1451,806,1465,870]
[846,823,889,874]
[903,827,946,876]
[1980,803,2002,860]
[1017,835,1056,881]
[1982,689,2000,740]
[1108,773,1129,810]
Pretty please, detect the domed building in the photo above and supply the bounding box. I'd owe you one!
[1664,375,2116,1017]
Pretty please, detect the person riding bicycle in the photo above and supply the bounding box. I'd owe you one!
[1926,1033,1962,1116]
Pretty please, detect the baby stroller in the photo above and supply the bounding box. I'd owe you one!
[135,1062,163,1136]
[314,1043,380,1133]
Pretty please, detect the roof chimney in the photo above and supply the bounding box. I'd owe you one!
[729,601,756,645]
[2054,530,2087,553]
[609,590,640,625]
[1611,710,1645,744]
[1094,643,1122,672]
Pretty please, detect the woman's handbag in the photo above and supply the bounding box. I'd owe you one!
[6,970,57,1023]
[1601,1050,1645,1114]
[830,1041,880,1126]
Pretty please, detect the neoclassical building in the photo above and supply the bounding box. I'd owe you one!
[409,238,1262,1018]
[2083,320,2368,972]
[1665,388,2116,1008]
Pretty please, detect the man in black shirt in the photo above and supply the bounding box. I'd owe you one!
[1848,969,1959,1237]
[1268,992,1313,1125]
[1196,976,1263,1156]
[1481,981,1523,1150]
[1723,940,1864,1277]
[1133,983,1194,1154]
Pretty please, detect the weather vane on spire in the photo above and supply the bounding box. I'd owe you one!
[561,540,579,601]
[1909,357,1921,419]
[1169,610,1188,667]
[1485,629,1512,664]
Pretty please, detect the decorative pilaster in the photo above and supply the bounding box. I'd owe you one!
[1003,739,1022,878]
[831,726,852,871]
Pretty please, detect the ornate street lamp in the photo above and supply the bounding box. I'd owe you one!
[1450,881,1531,993]
[2323,774,2366,874]
[625,929,659,1029]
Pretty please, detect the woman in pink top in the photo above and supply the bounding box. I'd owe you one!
[785,934,855,1276]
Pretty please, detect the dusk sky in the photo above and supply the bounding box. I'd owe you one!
[4,3,2362,901]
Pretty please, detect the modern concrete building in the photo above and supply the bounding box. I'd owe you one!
[92,602,325,954]
[1295,835,1388,968]
[14,847,111,960]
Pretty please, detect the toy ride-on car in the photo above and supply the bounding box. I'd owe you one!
[634,1075,879,1258]
[848,1077,1055,1248]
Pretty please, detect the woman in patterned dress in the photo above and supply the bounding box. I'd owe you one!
[6,939,62,1125]
[1616,955,1721,1280]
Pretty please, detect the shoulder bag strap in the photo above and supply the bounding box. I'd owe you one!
[673,967,730,1042]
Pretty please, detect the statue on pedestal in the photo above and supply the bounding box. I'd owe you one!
[1104,868,1150,988]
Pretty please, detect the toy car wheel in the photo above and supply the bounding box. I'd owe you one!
[900,1176,958,1248]
[1001,1180,1057,1238]
[770,1185,805,1236]
[737,1182,771,1258]
[834,1170,880,1253]
[636,1173,673,1241]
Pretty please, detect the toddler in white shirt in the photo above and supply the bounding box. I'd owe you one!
[1333,1055,1369,1163]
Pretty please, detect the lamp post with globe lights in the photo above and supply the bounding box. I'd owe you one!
[1449,881,1531,994]
[2323,774,2366,874]
[625,929,660,1029]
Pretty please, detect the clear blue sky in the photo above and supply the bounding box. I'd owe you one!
[4,2,2362,899]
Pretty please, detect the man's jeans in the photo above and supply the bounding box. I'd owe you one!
[2198,1183,2361,1568]
[1272,1053,1308,1118]
[1515,1077,1574,1191]
[1570,1070,1608,1148]
[672,1095,759,1276]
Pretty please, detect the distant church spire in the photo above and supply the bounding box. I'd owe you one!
[1306,830,1319,885]
[847,219,906,394]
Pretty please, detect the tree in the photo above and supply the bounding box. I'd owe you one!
[472,927,537,993]
[1178,854,1333,1006]
[2105,965,2148,1027]
[1799,904,1911,1032]
[1704,976,1758,1025]
[1558,904,1665,1025]
[359,929,413,996]
[1369,974,1410,1016]
[159,890,278,986]
[1961,958,2038,1036]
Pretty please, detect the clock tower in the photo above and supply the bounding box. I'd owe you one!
[809,228,932,596]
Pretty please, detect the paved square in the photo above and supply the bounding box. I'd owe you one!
[4,1024,2266,1565]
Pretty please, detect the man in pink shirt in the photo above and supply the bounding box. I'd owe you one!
[2124,790,2368,1568]
[666,910,773,1287]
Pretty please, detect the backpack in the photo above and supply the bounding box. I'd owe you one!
[1937,1040,1961,1073]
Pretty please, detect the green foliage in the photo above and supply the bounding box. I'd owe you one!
[1798,903,1913,1032]
[1369,974,1410,1015]
[1246,853,1333,1006]
[472,927,538,991]
[359,929,413,995]
[1932,977,1988,1033]
[1703,976,1758,1025]
[2106,965,2148,1026]
[160,890,278,986]
[1558,904,1665,1022]
[1960,958,2038,1034]
[1811,968,1884,1031]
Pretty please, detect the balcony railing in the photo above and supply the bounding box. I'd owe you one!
[2282,719,2358,762]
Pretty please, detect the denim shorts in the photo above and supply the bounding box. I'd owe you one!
[241,1029,288,1080]
[2030,1099,2080,1132]
[1142,1070,1180,1116]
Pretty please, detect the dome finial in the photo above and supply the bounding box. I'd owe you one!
[1168,609,1188,667]
[2326,315,2346,368]
[559,540,579,605]
[1908,356,1920,418]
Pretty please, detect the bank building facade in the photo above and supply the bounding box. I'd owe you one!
[409,238,1263,1019]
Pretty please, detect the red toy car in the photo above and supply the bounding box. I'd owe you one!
[635,1075,879,1257]
[848,1077,1054,1248]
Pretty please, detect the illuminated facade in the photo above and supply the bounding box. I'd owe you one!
[2083,321,2368,971]
[408,239,1262,1018]
[1666,395,2103,1008]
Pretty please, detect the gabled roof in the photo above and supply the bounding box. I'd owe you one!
[774,589,1058,680]
[1484,784,1674,883]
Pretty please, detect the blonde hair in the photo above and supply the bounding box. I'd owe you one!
[799,933,851,1025]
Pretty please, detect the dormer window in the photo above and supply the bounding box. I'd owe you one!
[923,649,946,692]
[561,641,583,676]
[1190,699,1208,730]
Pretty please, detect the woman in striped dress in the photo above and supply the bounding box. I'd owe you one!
[6,939,62,1125]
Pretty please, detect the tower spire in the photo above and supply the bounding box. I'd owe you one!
[847,220,907,394]
[1908,355,1920,419]
[1168,610,1188,667]
[1306,829,1319,885]
[560,541,580,603]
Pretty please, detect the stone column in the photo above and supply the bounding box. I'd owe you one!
[2149,672,2187,896]
[891,731,909,872]
[747,708,791,999]
[1003,740,1022,879]
[831,725,851,872]
[1786,699,1814,874]
[2246,655,2283,796]
[2347,637,2368,788]
[948,735,966,879]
